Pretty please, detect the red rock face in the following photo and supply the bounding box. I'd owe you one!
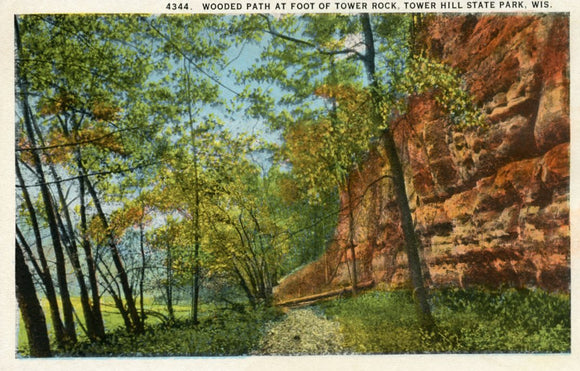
[274,14,569,302]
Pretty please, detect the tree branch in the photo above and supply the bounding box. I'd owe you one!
[259,14,365,60]
[147,19,241,96]
[15,161,159,188]
[16,126,141,153]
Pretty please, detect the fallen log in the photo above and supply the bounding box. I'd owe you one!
[275,280,375,307]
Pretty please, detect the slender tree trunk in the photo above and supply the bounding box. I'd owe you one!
[236,219,264,300]
[85,176,143,333]
[79,175,106,339]
[139,205,146,328]
[65,111,107,339]
[96,263,133,331]
[231,217,260,305]
[46,157,99,341]
[192,238,200,325]
[15,243,52,358]
[360,13,434,328]
[346,179,358,295]
[165,240,174,320]
[233,264,256,307]
[382,130,434,328]
[185,58,201,325]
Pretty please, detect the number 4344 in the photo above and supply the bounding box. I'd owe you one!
[166,3,189,10]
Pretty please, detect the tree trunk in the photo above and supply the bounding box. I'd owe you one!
[79,174,106,339]
[185,58,201,325]
[382,130,434,328]
[50,113,107,340]
[360,13,434,328]
[84,175,143,333]
[15,161,67,347]
[15,243,52,358]
[45,153,99,341]
[192,240,200,325]
[97,263,133,331]
[346,179,358,295]
[233,264,256,308]
[165,240,174,320]
[139,206,146,328]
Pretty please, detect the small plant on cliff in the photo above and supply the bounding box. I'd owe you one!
[399,56,486,129]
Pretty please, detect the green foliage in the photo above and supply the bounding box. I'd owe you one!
[319,288,570,353]
[16,297,192,355]
[19,288,570,356]
[398,56,486,129]
[429,288,570,352]
[256,308,345,355]
[320,290,424,353]
[21,304,282,357]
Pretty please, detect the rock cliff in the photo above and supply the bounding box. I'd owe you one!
[274,14,570,302]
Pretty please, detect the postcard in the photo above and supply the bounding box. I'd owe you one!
[2,1,578,370]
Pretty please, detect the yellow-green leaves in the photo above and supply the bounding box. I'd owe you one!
[401,56,486,129]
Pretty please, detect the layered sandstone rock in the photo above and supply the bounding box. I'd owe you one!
[274,14,569,302]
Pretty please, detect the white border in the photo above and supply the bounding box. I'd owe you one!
[1,1,578,370]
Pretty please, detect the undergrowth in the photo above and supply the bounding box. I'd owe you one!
[318,288,570,353]
[56,306,282,357]
[19,288,569,356]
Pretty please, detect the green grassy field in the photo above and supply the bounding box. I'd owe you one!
[17,296,194,352]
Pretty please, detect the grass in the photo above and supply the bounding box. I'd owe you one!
[17,296,196,353]
[61,306,282,356]
[317,288,571,353]
[17,288,571,356]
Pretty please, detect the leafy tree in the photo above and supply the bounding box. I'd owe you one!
[204,162,291,306]
[146,217,184,321]
[281,81,376,292]
[141,14,244,323]
[268,167,338,271]
[15,14,166,336]
[15,17,78,345]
